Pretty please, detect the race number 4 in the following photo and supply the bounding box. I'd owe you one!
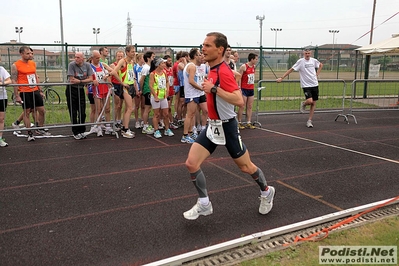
[206,120,226,145]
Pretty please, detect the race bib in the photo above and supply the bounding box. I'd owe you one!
[196,73,205,85]
[247,73,255,84]
[206,120,226,145]
[128,69,135,82]
[27,74,37,88]
[158,76,167,89]
[95,68,107,81]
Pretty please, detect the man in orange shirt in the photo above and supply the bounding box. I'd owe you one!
[11,46,47,141]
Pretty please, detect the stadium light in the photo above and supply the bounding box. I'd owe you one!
[329,30,339,71]
[93,28,100,44]
[256,15,265,80]
[256,15,265,47]
[15,27,23,42]
[270,28,282,51]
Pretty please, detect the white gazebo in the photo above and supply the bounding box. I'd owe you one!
[356,34,399,55]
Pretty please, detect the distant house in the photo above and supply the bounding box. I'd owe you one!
[0,40,60,68]
[316,44,361,67]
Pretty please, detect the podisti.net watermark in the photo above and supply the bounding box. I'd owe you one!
[319,246,397,264]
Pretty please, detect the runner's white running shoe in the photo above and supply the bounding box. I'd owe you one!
[96,126,103,137]
[122,129,135,139]
[183,199,213,220]
[164,129,174,136]
[259,186,275,215]
[0,138,8,147]
[154,130,162,139]
[300,101,306,113]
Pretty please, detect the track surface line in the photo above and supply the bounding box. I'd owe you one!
[259,127,399,164]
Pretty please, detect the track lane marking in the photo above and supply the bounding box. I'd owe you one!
[277,180,343,211]
[259,128,399,164]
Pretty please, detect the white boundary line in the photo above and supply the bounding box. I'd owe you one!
[12,131,71,138]
[143,198,398,266]
[258,127,399,164]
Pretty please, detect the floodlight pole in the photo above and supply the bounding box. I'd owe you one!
[93,28,100,44]
[329,30,339,71]
[59,0,66,82]
[256,15,265,81]
[270,28,282,52]
[15,27,23,43]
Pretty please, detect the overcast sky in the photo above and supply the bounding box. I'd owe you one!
[1,0,398,49]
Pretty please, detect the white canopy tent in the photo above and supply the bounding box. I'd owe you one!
[356,34,399,55]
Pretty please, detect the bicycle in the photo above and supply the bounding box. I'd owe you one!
[10,77,61,105]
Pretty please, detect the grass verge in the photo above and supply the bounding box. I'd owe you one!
[239,215,399,266]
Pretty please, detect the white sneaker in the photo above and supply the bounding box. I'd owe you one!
[135,122,141,129]
[183,199,213,220]
[73,133,85,140]
[36,129,51,136]
[300,101,306,113]
[142,125,148,134]
[142,124,154,134]
[27,135,35,142]
[145,125,154,135]
[306,120,313,128]
[105,127,115,135]
[0,138,8,147]
[122,129,135,139]
[96,126,103,137]
[12,122,21,133]
[159,120,165,130]
[89,126,97,134]
[11,122,20,129]
[259,186,276,215]
[169,122,179,130]
[164,129,174,137]
[114,123,122,132]
[154,130,162,139]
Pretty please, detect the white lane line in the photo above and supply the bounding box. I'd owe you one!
[258,128,399,164]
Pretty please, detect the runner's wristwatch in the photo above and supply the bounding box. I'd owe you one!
[211,86,218,94]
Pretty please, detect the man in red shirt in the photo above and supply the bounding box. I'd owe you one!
[238,53,258,129]
[183,32,275,220]
[163,55,178,129]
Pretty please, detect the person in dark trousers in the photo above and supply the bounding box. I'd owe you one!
[66,52,94,140]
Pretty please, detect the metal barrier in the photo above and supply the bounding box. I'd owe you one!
[1,81,119,139]
[342,79,399,124]
[254,79,347,127]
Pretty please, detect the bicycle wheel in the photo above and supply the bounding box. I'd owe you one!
[45,88,61,104]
